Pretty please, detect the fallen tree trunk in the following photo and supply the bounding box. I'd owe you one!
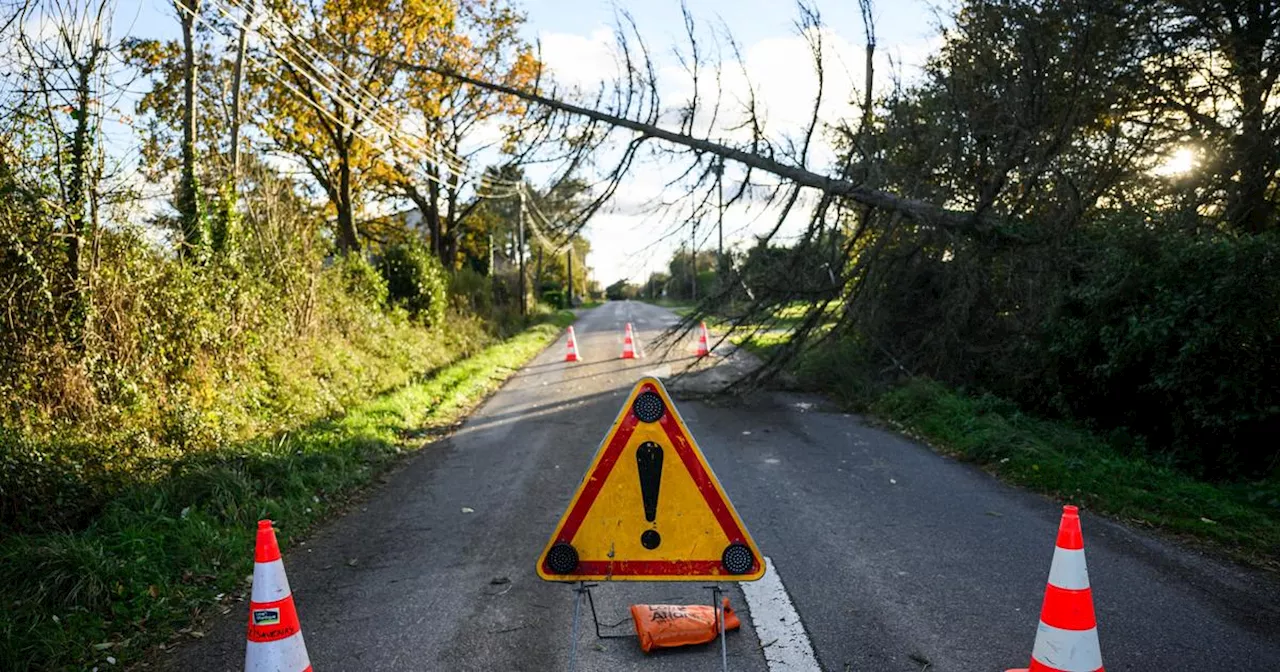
[370,54,996,237]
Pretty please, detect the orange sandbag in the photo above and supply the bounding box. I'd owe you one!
[630,598,742,653]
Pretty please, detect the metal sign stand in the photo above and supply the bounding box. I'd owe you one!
[706,585,728,672]
[566,582,732,672]
[567,582,632,672]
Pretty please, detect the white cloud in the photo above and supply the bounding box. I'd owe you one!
[538,27,619,89]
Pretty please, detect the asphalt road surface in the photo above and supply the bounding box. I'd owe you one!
[171,301,1280,671]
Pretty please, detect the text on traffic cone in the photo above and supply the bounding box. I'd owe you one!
[246,520,313,672]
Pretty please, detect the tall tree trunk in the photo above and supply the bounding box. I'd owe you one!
[211,0,251,258]
[535,245,543,298]
[176,0,203,259]
[385,55,990,236]
[65,48,100,347]
[425,162,443,256]
[336,143,359,252]
[443,173,460,267]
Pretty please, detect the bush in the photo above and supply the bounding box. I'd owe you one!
[541,289,565,309]
[338,253,389,306]
[378,243,447,327]
[449,266,494,317]
[1045,227,1280,477]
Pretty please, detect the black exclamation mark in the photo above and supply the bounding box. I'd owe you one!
[637,441,663,549]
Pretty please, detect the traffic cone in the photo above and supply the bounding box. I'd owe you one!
[695,321,711,357]
[620,323,638,359]
[246,520,312,672]
[1007,505,1104,672]
[564,326,582,362]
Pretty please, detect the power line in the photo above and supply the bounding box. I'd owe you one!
[203,0,521,199]
[216,0,522,192]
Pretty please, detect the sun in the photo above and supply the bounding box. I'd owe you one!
[1155,147,1196,176]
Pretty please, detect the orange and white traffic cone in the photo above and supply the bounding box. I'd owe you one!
[1007,505,1104,672]
[620,323,639,359]
[695,321,711,357]
[564,326,583,362]
[246,520,312,672]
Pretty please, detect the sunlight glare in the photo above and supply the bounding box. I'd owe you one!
[1155,147,1196,176]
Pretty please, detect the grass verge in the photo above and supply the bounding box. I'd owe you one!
[746,333,1280,568]
[637,297,694,311]
[0,310,574,671]
[871,379,1280,566]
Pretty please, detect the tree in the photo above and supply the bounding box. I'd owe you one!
[642,272,669,299]
[14,0,116,345]
[605,279,637,301]
[126,16,258,258]
[379,0,540,266]
[1145,0,1280,233]
[350,0,1279,472]
[174,0,204,258]
[254,0,456,253]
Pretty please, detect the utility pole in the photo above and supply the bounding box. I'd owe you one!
[535,246,543,300]
[566,246,574,307]
[518,189,527,316]
[715,155,725,297]
[690,205,698,302]
[716,155,724,258]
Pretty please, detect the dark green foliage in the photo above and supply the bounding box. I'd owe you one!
[449,266,494,316]
[722,0,1280,484]
[378,243,447,327]
[741,237,842,304]
[606,279,636,300]
[866,378,1280,562]
[664,249,718,301]
[340,252,390,306]
[1046,227,1280,477]
[541,289,565,309]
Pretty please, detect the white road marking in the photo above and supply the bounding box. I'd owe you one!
[741,556,821,671]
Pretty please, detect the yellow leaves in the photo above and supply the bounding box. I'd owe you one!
[317,0,456,60]
[507,49,540,88]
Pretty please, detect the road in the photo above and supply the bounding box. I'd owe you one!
[171,301,1280,671]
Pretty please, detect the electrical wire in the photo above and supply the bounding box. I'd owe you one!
[185,0,607,255]
[216,0,523,192]
[232,0,496,177]
[203,0,520,199]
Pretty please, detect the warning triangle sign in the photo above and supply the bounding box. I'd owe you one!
[537,377,764,582]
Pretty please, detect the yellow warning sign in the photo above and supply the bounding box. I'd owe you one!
[537,377,764,582]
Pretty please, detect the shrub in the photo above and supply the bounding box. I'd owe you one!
[1045,227,1280,477]
[338,253,389,307]
[449,266,495,318]
[378,243,447,327]
[541,289,565,309]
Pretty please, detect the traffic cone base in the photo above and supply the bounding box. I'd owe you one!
[564,326,582,362]
[246,520,312,672]
[1007,505,1103,672]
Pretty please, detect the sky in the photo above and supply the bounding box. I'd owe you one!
[98,0,952,285]
[517,0,950,285]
